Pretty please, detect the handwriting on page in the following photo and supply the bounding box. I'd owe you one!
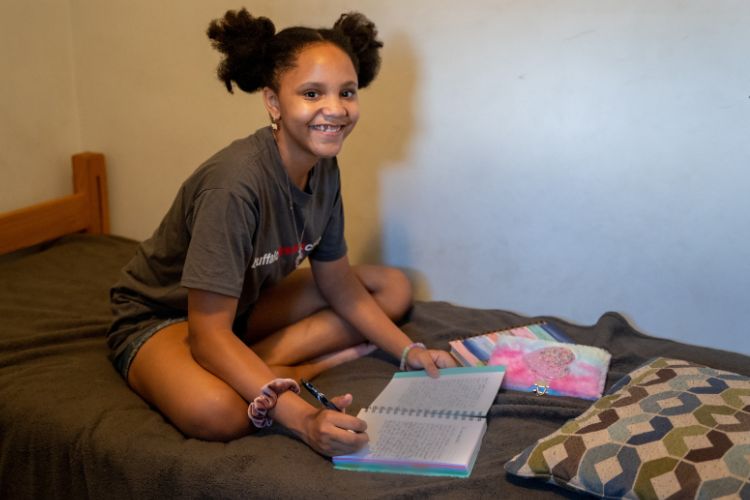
[370,420,463,460]
[395,377,490,411]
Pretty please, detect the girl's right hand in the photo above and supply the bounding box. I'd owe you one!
[301,394,369,457]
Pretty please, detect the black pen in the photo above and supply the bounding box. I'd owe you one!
[300,379,342,412]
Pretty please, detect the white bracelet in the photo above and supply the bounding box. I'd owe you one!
[399,342,426,371]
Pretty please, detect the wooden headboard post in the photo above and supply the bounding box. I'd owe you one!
[73,152,110,235]
[0,152,110,254]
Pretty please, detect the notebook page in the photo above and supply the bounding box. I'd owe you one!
[370,366,504,415]
[337,409,486,466]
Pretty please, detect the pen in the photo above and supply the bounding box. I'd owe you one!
[300,379,342,412]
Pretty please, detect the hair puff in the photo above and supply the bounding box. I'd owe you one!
[206,8,275,93]
[333,12,383,89]
[207,9,383,93]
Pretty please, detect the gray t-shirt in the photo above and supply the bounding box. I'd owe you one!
[108,126,347,351]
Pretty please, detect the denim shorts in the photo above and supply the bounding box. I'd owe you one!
[107,286,252,379]
[110,316,187,380]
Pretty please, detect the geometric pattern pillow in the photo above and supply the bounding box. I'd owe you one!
[504,358,750,499]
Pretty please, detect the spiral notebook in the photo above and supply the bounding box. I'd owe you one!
[333,366,505,478]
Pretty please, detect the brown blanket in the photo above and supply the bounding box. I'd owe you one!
[1,235,748,499]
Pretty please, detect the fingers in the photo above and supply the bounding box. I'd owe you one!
[433,350,458,368]
[309,410,369,456]
[417,350,440,378]
[328,393,353,413]
[328,409,368,434]
[328,431,369,456]
[408,348,458,377]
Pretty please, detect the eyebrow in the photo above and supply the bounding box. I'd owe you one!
[296,80,358,90]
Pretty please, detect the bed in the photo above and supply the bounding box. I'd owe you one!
[1,153,748,499]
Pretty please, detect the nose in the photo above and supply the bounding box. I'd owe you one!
[321,95,347,118]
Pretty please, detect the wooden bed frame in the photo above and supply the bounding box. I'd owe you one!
[0,152,110,255]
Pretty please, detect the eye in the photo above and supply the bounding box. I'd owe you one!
[303,90,319,99]
[341,89,357,99]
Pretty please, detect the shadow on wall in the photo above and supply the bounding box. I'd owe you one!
[386,219,434,304]
[341,31,418,267]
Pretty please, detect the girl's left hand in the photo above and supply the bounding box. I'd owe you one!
[407,348,457,378]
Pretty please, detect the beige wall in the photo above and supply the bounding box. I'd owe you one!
[0,0,81,212]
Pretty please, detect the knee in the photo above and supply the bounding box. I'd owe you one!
[178,389,250,442]
[375,266,414,320]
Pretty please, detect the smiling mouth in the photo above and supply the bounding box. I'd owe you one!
[310,124,344,133]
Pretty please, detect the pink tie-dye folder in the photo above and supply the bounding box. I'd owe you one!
[488,336,611,400]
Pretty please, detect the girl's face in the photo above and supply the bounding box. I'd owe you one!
[264,42,360,174]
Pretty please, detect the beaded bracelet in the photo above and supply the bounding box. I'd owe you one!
[247,378,300,429]
[399,342,427,371]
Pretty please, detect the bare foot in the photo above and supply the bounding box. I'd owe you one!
[269,343,377,380]
[308,342,377,369]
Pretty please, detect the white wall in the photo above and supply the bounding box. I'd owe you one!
[3,1,748,355]
[377,1,750,356]
[391,1,750,355]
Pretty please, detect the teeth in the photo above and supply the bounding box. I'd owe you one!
[311,124,342,132]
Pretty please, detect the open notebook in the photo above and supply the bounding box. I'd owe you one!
[333,366,505,478]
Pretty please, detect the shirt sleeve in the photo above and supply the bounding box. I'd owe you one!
[181,188,256,297]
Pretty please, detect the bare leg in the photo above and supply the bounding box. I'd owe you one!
[125,265,411,439]
[246,265,412,376]
[127,321,252,441]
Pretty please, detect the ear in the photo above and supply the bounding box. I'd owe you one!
[262,87,281,122]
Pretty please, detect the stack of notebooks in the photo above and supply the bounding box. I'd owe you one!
[449,321,572,367]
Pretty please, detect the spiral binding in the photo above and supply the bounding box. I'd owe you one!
[367,405,486,421]
[449,321,548,344]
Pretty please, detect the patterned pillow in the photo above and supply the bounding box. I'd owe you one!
[504,357,750,499]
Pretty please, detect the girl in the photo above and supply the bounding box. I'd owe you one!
[107,9,455,457]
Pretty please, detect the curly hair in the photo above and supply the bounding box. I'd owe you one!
[207,9,383,94]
